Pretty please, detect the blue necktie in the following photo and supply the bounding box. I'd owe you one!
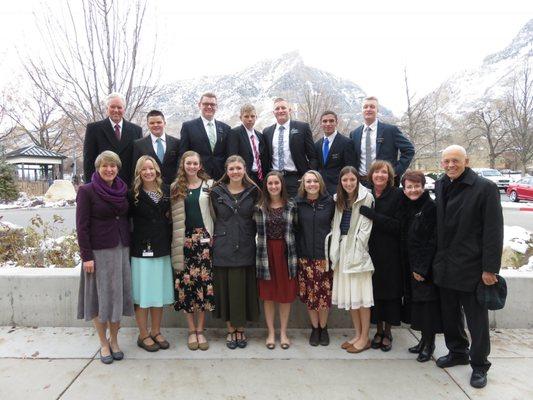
[156,138,164,163]
[323,137,330,164]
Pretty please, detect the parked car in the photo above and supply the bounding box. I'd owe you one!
[424,176,435,192]
[506,176,533,202]
[472,168,511,190]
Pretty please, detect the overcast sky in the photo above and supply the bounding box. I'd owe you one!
[0,0,531,116]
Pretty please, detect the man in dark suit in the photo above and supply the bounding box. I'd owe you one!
[228,104,269,186]
[132,110,180,185]
[315,111,356,195]
[263,97,318,197]
[433,145,503,389]
[350,96,414,186]
[83,92,142,186]
[178,92,231,180]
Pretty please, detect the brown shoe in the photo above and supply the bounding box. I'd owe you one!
[197,331,209,351]
[137,335,160,352]
[346,340,371,354]
[187,331,199,351]
[151,332,170,350]
[341,341,353,350]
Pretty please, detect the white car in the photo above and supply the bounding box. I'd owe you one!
[472,168,511,190]
[424,176,435,192]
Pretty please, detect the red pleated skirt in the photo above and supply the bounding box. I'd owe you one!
[258,239,297,303]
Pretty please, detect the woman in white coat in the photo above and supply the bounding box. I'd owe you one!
[327,166,374,353]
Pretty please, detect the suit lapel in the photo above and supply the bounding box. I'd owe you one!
[376,122,384,156]
[317,138,325,166]
[326,135,341,165]
[240,126,253,158]
[196,118,212,154]
[104,119,120,149]
[142,136,160,163]
[288,121,296,155]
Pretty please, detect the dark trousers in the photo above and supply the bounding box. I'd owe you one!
[439,287,491,372]
[283,173,300,199]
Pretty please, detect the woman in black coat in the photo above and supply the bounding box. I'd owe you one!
[359,160,402,352]
[398,170,442,362]
[129,156,174,352]
[210,155,260,349]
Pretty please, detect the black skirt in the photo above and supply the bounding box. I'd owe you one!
[371,298,402,326]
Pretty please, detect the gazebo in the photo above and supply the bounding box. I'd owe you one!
[5,145,66,181]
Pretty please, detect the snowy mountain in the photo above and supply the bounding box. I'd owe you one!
[152,51,393,133]
[429,19,532,114]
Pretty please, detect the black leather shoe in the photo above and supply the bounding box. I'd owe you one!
[370,332,383,349]
[417,342,435,362]
[319,326,330,346]
[408,339,424,354]
[436,353,469,368]
[470,370,487,389]
[309,327,320,346]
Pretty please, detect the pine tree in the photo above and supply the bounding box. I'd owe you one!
[0,159,19,202]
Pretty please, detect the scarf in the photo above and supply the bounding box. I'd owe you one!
[91,171,128,207]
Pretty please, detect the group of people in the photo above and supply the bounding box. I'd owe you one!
[77,91,503,390]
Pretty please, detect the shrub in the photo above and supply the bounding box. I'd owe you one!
[0,159,18,202]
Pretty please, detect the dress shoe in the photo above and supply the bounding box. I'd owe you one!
[370,332,383,349]
[347,340,371,354]
[309,327,320,346]
[381,332,393,352]
[99,349,114,364]
[470,370,487,389]
[408,339,424,354]
[319,326,330,346]
[416,342,435,362]
[436,353,469,368]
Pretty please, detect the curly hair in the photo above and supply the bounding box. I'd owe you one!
[171,151,210,200]
[132,155,163,204]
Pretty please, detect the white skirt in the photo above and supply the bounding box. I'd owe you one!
[332,235,374,310]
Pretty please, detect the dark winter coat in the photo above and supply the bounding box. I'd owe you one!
[293,194,335,260]
[210,184,259,267]
[432,167,503,292]
[128,184,171,258]
[397,191,439,303]
[360,185,402,300]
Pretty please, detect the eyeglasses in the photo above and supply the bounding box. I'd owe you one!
[201,102,217,108]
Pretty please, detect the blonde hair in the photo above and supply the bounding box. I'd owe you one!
[297,170,327,198]
[95,150,121,169]
[132,156,163,204]
[171,151,210,200]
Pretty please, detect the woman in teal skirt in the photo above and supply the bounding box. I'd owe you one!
[129,156,174,352]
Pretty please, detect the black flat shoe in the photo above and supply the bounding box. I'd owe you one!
[370,332,383,349]
[408,339,424,354]
[111,350,124,360]
[236,330,247,349]
[416,342,435,362]
[226,330,238,350]
[436,353,469,368]
[309,327,320,346]
[381,332,393,352]
[470,370,487,388]
[319,326,330,346]
[99,349,113,364]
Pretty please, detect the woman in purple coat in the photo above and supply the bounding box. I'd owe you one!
[76,150,134,364]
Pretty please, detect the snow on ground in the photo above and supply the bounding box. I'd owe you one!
[0,192,75,210]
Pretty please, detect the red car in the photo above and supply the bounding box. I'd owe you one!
[506,176,533,202]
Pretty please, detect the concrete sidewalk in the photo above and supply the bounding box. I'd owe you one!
[0,327,531,400]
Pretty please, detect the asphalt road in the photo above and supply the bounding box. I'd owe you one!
[1,195,532,236]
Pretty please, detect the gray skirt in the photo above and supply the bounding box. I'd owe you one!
[77,243,134,323]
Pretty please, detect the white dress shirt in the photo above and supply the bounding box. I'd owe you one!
[109,118,123,137]
[272,120,296,172]
[150,132,167,155]
[359,120,378,176]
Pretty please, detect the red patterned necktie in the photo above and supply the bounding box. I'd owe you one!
[114,124,121,140]
[250,134,263,181]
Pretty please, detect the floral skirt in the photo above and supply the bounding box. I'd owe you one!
[297,257,333,310]
[174,228,215,313]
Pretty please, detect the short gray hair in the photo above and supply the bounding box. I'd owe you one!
[95,150,122,169]
[106,92,126,108]
[442,145,467,158]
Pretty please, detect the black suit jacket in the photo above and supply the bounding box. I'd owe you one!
[178,117,231,180]
[228,125,270,179]
[315,133,356,195]
[132,134,180,185]
[83,118,142,186]
[262,119,318,176]
[350,121,414,177]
